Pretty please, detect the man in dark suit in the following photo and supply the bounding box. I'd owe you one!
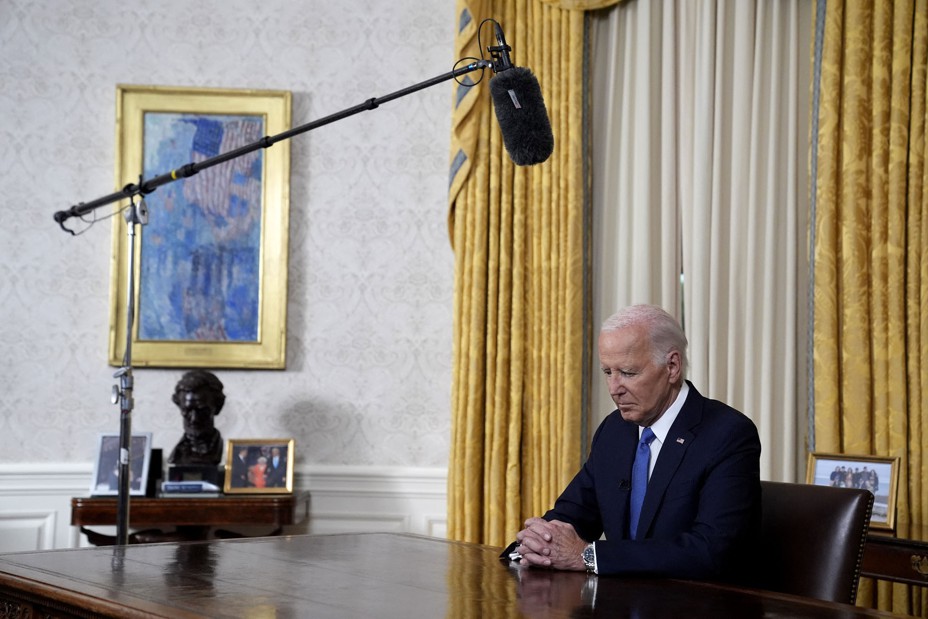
[509,304,761,582]
[265,446,288,488]
[230,445,251,488]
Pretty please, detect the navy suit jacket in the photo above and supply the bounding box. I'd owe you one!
[544,381,761,581]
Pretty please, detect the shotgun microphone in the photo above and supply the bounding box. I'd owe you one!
[487,24,554,166]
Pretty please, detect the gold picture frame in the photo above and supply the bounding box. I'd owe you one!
[109,85,291,368]
[806,452,900,531]
[224,438,295,494]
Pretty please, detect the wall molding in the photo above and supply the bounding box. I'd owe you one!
[0,463,448,552]
[298,464,448,538]
[0,463,90,495]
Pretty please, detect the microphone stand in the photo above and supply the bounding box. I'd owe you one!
[53,58,492,546]
[110,194,147,547]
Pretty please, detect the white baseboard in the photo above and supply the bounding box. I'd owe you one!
[0,463,448,552]
[302,465,448,538]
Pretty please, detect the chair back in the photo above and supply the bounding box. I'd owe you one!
[757,480,873,604]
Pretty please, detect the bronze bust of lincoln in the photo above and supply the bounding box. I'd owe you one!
[168,370,225,466]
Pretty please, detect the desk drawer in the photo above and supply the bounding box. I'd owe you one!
[862,539,928,586]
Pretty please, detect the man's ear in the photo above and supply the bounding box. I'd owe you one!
[665,349,683,382]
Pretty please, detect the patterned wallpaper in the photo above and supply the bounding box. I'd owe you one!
[0,0,456,467]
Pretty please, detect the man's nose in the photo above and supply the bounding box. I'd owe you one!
[606,374,625,394]
[186,406,209,420]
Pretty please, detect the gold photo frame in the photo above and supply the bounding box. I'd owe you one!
[806,452,900,531]
[224,438,295,494]
[109,85,291,368]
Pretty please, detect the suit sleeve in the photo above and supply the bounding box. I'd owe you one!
[540,417,616,543]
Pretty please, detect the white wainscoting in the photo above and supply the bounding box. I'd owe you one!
[0,463,447,553]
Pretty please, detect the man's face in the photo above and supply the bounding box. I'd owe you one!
[598,325,682,427]
[179,390,215,438]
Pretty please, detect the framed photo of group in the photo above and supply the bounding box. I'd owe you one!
[224,438,294,494]
[806,452,900,531]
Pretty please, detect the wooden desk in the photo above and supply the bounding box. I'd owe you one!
[0,533,915,618]
[863,524,928,586]
[71,491,310,545]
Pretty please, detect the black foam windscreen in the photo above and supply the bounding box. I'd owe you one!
[489,66,554,166]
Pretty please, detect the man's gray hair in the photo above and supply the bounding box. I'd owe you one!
[601,304,689,379]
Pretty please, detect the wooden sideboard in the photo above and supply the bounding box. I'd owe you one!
[71,491,310,545]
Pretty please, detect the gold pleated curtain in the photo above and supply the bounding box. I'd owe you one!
[446,0,612,547]
[811,0,928,615]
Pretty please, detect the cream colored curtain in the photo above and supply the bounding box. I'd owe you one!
[447,0,593,546]
[590,0,810,481]
[811,0,928,615]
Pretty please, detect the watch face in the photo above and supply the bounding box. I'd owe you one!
[582,545,595,568]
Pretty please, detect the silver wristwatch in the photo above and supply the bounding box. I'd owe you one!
[581,542,596,572]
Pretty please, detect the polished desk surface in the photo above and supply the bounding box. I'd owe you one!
[0,533,916,618]
[864,524,928,586]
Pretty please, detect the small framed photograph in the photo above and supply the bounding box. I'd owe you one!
[224,438,294,494]
[806,452,900,531]
[90,432,153,496]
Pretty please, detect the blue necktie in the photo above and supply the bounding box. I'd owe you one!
[629,427,656,540]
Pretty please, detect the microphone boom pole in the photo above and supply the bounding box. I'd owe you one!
[54,59,492,230]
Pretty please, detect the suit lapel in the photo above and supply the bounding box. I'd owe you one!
[636,384,703,539]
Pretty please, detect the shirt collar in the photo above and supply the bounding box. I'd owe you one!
[640,381,689,445]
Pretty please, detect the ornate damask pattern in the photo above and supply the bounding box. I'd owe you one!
[0,0,455,468]
[811,0,928,615]
[447,0,588,547]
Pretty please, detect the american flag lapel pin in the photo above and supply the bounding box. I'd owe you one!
[676,437,685,444]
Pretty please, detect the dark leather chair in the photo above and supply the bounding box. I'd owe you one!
[755,480,873,604]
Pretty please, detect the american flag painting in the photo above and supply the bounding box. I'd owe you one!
[137,112,264,342]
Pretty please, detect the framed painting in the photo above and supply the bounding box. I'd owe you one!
[806,452,900,531]
[108,85,291,368]
[90,432,153,496]
[224,438,295,494]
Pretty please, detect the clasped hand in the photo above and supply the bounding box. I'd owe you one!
[515,517,587,571]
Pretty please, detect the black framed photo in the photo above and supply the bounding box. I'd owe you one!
[806,452,900,531]
[90,432,153,496]
[224,438,294,494]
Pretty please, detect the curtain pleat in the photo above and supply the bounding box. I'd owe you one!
[811,0,928,615]
[448,0,589,546]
